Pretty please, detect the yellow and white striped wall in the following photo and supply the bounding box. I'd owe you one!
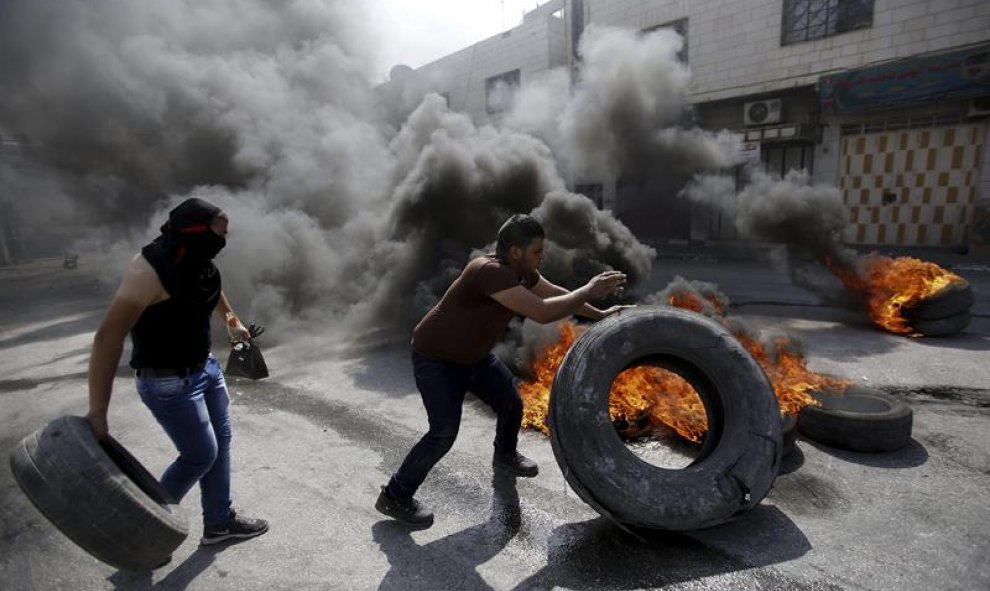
[840,124,985,247]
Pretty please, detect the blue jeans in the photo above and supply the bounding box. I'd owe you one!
[135,355,233,526]
[386,352,523,501]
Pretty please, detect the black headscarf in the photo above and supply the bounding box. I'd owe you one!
[159,198,226,265]
[142,197,225,303]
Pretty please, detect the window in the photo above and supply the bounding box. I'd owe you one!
[782,0,873,45]
[485,70,521,114]
[575,183,604,209]
[644,18,689,63]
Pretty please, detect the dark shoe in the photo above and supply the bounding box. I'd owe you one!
[493,451,539,477]
[200,509,269,545]
[375,486,434,528]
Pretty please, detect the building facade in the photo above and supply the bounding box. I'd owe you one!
[381,0,990,250]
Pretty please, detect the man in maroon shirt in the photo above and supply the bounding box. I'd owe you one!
[376,214,628,528]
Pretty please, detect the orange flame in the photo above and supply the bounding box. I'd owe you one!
[826,254,966,335]
[519,293,848,442]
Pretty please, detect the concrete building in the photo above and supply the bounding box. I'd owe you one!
[378,0,570,127]
[380,0,990,251]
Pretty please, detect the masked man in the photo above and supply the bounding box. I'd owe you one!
[86,198,268,552]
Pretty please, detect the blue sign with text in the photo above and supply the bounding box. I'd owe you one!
[820,44,990,114]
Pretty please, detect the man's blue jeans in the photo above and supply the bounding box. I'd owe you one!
[386,351,524,501]
[135,355,233,526]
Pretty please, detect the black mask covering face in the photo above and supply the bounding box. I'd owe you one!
[160,198,226,267]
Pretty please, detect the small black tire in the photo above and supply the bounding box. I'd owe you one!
[797,386,912,453]
[8,416,188,571]
[781,413,797,458]
[549,307,782,531]
[910,312,971,337]
[903,281,973,321]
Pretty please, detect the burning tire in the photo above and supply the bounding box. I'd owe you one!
[797,386,912,453]
[903,280,974,321]
[910,312,971,337]
[549,307,782,531]
[9,416,188,571]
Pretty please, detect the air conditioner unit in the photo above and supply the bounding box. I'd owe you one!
[744,98,782,126]
[968,96,990,117]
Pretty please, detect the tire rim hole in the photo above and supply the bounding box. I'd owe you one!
[608,360,717,469]
[99,438,172,507]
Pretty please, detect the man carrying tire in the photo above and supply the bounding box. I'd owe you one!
[375,214,628,528]
[86,197,268,548]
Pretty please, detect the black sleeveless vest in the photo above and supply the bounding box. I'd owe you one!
[129,239,222,370]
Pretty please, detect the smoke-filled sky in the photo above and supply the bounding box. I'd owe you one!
[5,0,743,344]
[366,0,548,83]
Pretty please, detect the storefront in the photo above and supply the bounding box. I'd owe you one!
[820,44,990,248]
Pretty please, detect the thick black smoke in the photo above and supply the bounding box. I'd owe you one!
[0,0,379,228]
[683,169,861,302]
[1,1,657,343]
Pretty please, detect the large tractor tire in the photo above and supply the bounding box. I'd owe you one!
[549,307,782,531]
[9,415,188,571]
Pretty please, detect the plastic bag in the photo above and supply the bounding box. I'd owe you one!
[225,325,269,380]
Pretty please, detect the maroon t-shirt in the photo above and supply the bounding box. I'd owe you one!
[412,254,538,365]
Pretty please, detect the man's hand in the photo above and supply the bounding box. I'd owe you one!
[583,270,627,300]
[86,411,109,441]
[226,318,251,342]
[598,304,636,318]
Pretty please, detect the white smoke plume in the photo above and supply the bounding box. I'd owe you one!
[505,26,740,181]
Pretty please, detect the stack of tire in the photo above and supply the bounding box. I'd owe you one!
[549,308,784,531]
[903,279,973,337]
[9,416,187,571]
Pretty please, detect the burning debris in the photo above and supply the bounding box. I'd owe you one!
[518,277,850,442]
[684,170,974,337]
[825,253,972,336]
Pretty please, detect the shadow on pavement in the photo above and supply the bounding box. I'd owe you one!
[347,346,417,400]
[106,542,258,590]
[0,309,103,351]
[801,437,929,469]
[373,471,521,591]
[0,365,130,395]
[910,331,990,351]
[512,505,810,590]
[775,323,905,362]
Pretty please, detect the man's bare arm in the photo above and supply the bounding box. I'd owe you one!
[531,275,611,320]
[216,290,250,341]
[86,255,165,439]
[491,270,626,324]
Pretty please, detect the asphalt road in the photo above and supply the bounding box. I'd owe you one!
[1,250,988,591]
